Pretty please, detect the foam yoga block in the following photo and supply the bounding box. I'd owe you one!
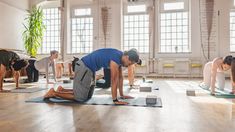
[139,83,152,92]
[146,95,158,105]
[186,90,196,96]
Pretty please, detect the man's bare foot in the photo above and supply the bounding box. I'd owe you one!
[44,88,55,99]
[114,101,129,105]
[56,86,64,92]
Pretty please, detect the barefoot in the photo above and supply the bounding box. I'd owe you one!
[44,88,55,99]
[114,101,129,105]
[56,86,64,92]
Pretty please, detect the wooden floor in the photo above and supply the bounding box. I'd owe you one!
[0,78,235,132]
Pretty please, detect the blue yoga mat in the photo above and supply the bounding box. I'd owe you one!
[26,96,163,107]
[199,86,235,98]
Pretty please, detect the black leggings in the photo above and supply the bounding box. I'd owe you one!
[96,69,111,89]
[26,60,39,82]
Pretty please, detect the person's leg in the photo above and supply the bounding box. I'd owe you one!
[26,63,33,82]
[104,69,111,88]
[88,84,95,99]
[68,63,73,77]
[0,73,3,91]
[200,62,212,89]
[0,65,8,92]
[56,63,62,78]
[73,60,94,102]
[216,72,225,91]
[44,88,75,100]
[33,69,39,82]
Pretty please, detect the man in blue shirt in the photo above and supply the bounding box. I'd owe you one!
[44,48,140,105]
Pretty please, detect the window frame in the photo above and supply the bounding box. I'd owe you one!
[158,0,190,53]
[38,7,61,55]
[123,3,150,53]
[69,6,94,54]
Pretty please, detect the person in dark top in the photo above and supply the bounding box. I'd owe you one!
[0,50,28,92]
[44,48,140,105]
[96,68,111,89]
[96,59,142,89]
[25,57,39,83]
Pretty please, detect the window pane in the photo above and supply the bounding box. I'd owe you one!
[74,8,91,16]
[39,8,61,54]
[127,5,146,13]
[71,13,93,53]
[160,12,189,53]
[164,2,184,11]
[123,14,149,53]
[230,11,235,52]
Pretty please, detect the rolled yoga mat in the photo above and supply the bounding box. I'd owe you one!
[26,95,163,108]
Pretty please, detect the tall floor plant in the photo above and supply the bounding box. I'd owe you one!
[23,6,45,57]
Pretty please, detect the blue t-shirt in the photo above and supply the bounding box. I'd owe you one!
[81,48,123,73]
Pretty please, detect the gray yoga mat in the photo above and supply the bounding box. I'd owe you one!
[26,96,162,107]
[11,88,48,93]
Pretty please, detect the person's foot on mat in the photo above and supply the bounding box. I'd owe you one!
[44,88,55,99]
[114,101,129,105]
[210,92,216,96]
[199,82,209,90]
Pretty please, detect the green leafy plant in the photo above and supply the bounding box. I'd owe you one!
[23,6,45,57]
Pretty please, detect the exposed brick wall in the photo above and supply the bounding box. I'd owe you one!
[199,0,218,60]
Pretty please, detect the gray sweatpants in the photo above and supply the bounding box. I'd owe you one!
[73,60,95,102]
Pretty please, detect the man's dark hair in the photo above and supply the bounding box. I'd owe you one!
[223,55,233,66]
[124,48,139,63]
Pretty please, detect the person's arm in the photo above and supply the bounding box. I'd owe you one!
[46,61,50,83]
[110,61,128,105]
[13,70,20,88]
[52,60,57,82]
[119,67,134,99]
[0,65,6,91]
[118,67,124,96]
[110,61,119,100]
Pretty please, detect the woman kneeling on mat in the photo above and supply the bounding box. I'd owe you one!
[0,50,28,92]
[44,48,139,105]
[200,55,235,95]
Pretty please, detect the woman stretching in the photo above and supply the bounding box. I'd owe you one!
[200,55,234,95]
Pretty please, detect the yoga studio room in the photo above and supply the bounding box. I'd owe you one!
[0,0,235,131]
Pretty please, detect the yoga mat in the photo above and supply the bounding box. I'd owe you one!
[199,86,235,98]
[215,93,235,98]
[26,96,163,107]
[11,88,48,93]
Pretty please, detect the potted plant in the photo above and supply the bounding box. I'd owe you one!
[23,6,45,57]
